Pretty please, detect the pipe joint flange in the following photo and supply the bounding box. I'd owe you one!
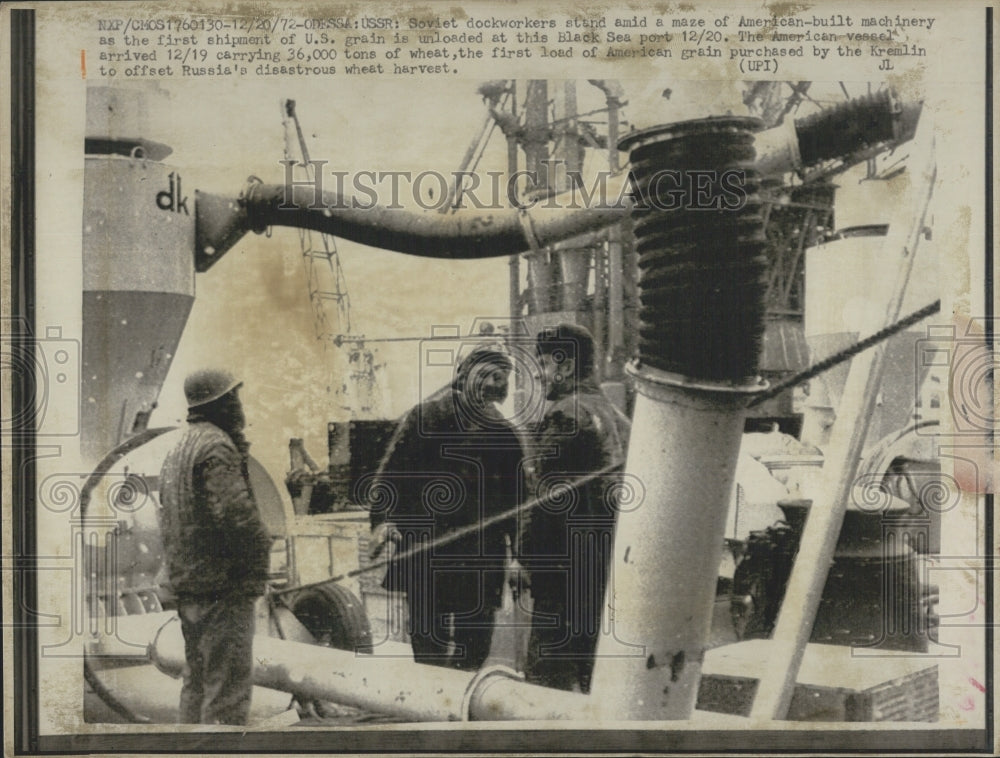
[461,664,525,721]
[148,614,182,678]
[241,175,268,234]
[516,207,543,253]
[627,360,768,408]
[241,175,264,198]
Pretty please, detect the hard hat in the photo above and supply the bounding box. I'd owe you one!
[183,369,242,409]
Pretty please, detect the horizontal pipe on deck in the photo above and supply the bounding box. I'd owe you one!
[100,612,597,722]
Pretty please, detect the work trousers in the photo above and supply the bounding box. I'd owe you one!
[525,568,607,694]
[405,571,501,671]
[407,599,497,671]
[177,594,257,725]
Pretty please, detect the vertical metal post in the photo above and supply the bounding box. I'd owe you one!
[590,370,758,718]
[523,80,555,315]
[604,89,625,377]
[591,116,768,719]
[441,106,496,213]
[552,81,592,315]
[606,237,624,374]
[507,81,520,325]
[592,243,606,383]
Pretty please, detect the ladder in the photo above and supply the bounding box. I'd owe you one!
[279,100,384,417]
[281,99,351,341]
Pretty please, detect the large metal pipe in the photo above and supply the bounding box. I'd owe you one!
[754,89,922,178]
[134,613,599,722]
[193,91,920,273]
[149,614,470,721]
[587,97,924,720]
[794,89,921,168]
[589,117,768,720]
[590,371,760,718]
[196,177,629,272]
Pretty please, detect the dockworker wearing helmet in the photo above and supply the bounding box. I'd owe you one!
[368,344,525,670]
[158,369,271,724]
[517,323,631,693]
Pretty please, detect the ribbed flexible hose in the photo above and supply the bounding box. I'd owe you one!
[620,117,768,383]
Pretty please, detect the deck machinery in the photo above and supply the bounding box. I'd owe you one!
[81,81,942,724]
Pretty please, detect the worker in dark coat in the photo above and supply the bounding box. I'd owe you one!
[368,344,525,670]
[158,369,272,725]
[518,323,631,693]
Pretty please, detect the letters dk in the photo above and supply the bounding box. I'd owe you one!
[157,171,190,215]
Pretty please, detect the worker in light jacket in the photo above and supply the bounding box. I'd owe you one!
[158,369,271,725]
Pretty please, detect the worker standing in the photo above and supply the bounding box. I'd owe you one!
[518,324,631,693]
[368,344,525,670]
[158,369,272,725]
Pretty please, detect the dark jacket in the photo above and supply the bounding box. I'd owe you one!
[519,379,631,581]
[158,419,271,599]
[369,389,524,612]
